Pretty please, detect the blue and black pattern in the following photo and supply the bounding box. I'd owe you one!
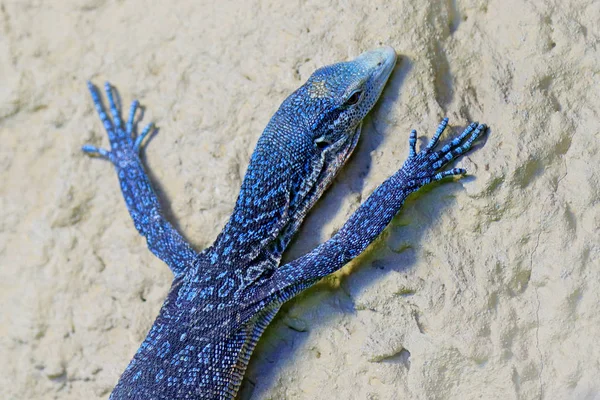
[82,47,487,399]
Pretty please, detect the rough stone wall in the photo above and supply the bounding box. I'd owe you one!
[1,0,598,399]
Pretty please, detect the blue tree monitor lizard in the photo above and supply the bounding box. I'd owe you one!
[82,46,487,399]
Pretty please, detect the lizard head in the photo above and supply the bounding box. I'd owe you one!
[304,46,397,152]
[215,48,397,265]
[287,46,398,203]
[269,47,396,254]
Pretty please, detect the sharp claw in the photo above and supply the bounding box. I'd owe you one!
[461,123,486,150]
[88,80,115,137]
[432,168,466,182]
[134,122,154,152]
[81,144,97,153]
[127,100,140,136]
[409,129,417,158]
[82,144,111,159]
[424,117,449,152]
[105,81,124,135]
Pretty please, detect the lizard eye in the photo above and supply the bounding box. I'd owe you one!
[344,90,363,106]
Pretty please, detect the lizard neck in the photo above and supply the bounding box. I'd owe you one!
[210,115,320,268]
[209,102,361,272]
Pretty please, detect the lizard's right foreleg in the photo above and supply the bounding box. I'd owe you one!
[83,82,199,277]
[242,119,487,310]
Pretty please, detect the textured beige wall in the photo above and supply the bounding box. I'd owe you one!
[1,0,599,399]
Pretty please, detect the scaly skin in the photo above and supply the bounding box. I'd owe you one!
[82,47,487,399]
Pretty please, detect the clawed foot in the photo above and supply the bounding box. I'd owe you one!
[82,82,155,163]
[403,117,487,188]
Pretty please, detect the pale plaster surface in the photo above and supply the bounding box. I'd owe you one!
[1,0,599,399]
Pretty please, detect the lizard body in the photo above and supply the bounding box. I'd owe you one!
[82,47,486,399]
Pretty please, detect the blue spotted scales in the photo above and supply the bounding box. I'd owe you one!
[82,47,487,399]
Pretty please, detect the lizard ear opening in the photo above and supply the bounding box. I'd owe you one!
[315,137,330,150]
